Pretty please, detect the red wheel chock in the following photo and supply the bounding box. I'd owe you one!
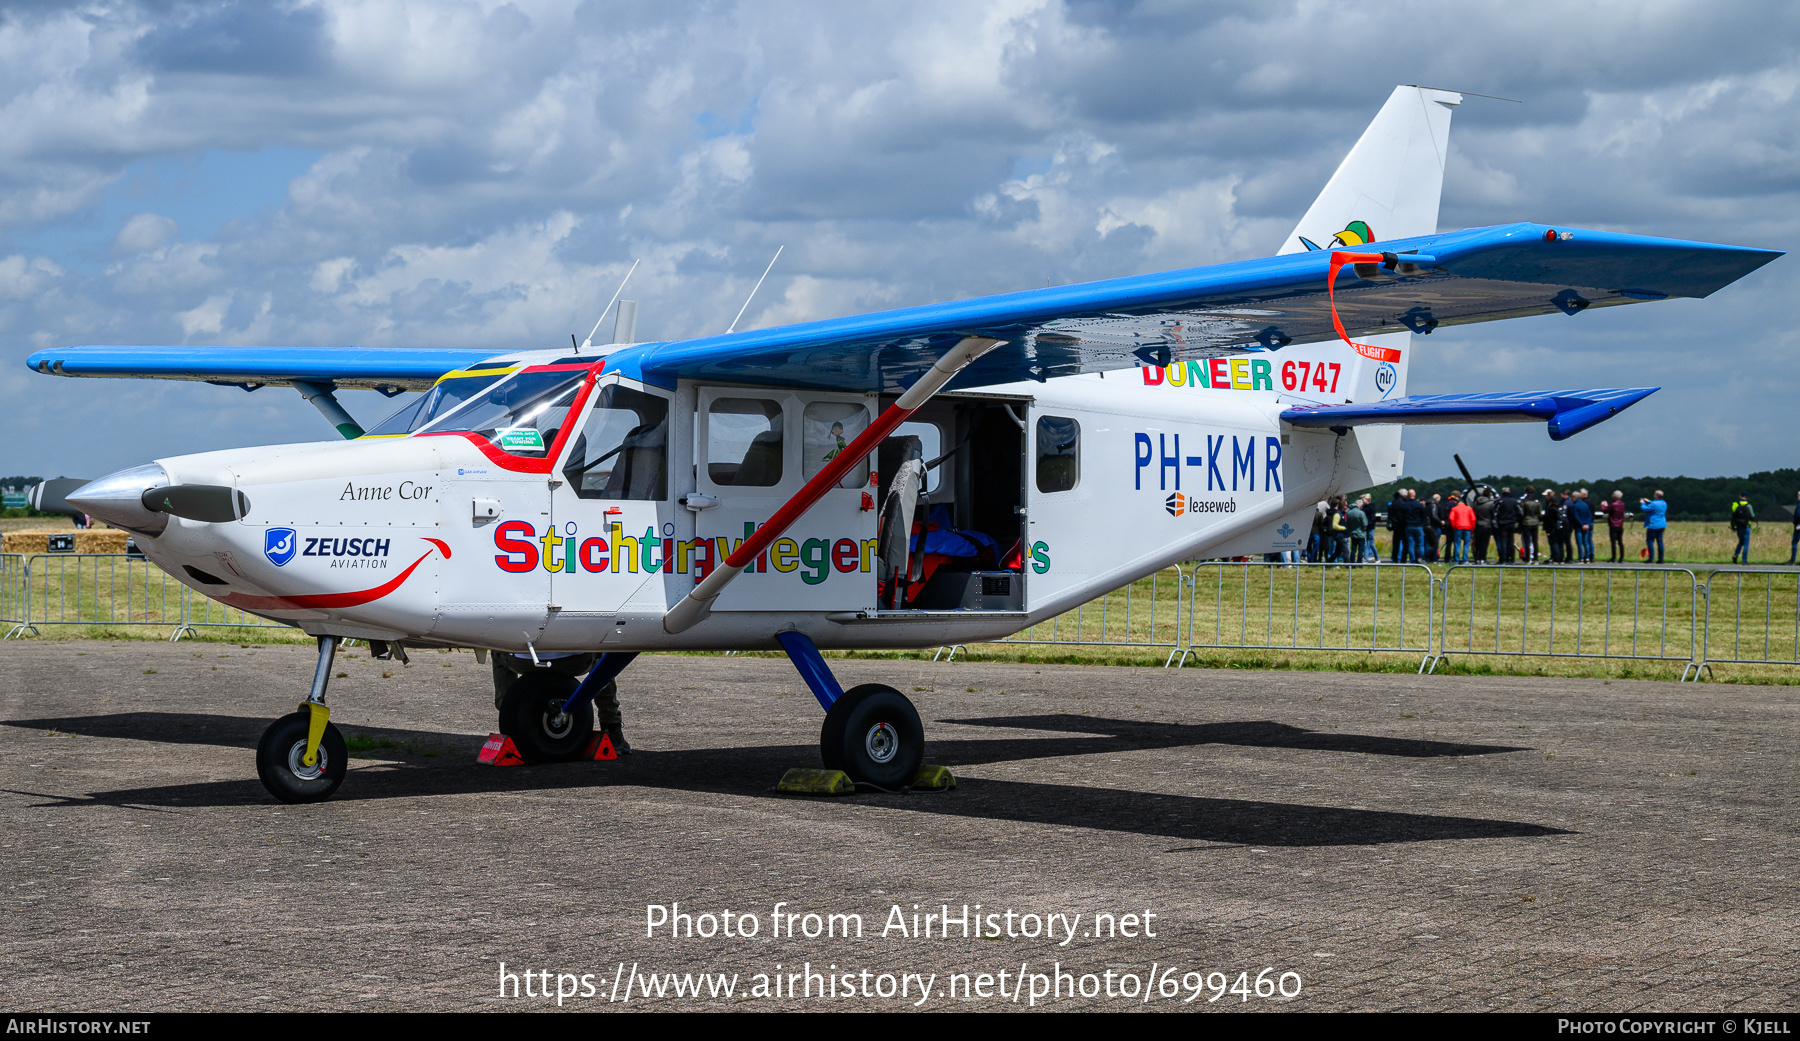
[477,733,526,766]
[583,732,618,761]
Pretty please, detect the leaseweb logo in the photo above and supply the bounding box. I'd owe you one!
[1164,491,1240,518]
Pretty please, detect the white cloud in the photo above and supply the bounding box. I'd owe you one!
[114,213,179,254]
[176,294,232,337]
[0,255,63,300]
[0,0,1793,480]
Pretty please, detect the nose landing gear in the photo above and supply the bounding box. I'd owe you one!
[255,636,348,804]
[257,709,347,803]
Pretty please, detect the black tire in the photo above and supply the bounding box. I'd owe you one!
[256,711,348,804]
[820,684,923,788]
[499,671,593,763]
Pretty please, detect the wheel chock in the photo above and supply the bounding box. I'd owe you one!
[582,732,618,761]
[477,733,526,766]
[912,764,956,791]
[776,768,855,795]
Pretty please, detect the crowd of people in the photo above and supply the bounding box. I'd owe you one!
[1297,485,1781,566]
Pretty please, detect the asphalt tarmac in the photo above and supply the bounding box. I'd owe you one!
[1,641,1794,1012]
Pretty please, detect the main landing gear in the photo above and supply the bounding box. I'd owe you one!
[256,635,348,804]
[777,631,925,789]
[821,684,925,788]
[495,651,638,763]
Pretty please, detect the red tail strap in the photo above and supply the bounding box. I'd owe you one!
[1326,251,1404,363]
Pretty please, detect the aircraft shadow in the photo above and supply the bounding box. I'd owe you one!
[2,711,1563,847]
[934,714,1529,763]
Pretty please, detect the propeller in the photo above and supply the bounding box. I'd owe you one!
[27,477,91,518]
[140,485,249,523]
[1452,453,1495,502]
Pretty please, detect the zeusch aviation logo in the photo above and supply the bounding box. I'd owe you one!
[264,527,297,567]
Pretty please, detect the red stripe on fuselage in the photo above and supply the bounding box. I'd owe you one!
[218,539,444,612]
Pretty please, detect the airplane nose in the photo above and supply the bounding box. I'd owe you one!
[67,463,171,536]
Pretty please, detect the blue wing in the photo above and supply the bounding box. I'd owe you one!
[24,345,508,392]
[1280,388,1658,441]
[24,221,1780,396]
[606,222,1777,393]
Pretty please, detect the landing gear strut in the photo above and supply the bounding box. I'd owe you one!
[256,636,348,804]
[777,631,925,788]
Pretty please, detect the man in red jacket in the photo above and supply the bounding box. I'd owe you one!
[1448,493,1476,564]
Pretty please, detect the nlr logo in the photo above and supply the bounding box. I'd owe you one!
[1277,523,1295,539]
[264,527,297,566]
[1165,492,1187,517]
[1374,362,1397,398]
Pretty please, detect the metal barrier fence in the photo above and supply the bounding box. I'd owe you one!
[1428,564,1701,676]
[1178,561,1436,668]
[2,553,290,641]
[1,553,30,638]
[1696,568,1800,675]
[10,553,1800,679]
[979,565,1189,664]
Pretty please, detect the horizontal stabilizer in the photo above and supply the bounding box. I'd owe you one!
[1280,387,1657,441]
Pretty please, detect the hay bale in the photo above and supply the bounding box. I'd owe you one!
[1,528,130,555]
[1,530,48,555]
[76,530,129,553]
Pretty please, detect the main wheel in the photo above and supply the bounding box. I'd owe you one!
[499,671,593,763]
[256,711,348,804]
[820,684,924,789]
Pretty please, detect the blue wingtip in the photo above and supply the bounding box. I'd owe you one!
[1547,387,1658,441]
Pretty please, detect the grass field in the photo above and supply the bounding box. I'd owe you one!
[5,520,1798,684]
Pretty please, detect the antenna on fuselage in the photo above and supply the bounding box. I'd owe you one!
[578,258,640,351]
[725,245,782,334]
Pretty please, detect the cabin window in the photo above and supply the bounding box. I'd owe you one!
[895,420,942,493]
[801,401,871,488]
[1035,416,1080,493]
[708,398,784,487]
[563,385,668,500]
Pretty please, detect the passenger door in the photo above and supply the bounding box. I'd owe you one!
[693,387,877,612]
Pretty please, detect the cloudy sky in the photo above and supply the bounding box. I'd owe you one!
[1,0,1794,484]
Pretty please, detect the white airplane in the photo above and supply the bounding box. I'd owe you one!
[29,86,1779,803]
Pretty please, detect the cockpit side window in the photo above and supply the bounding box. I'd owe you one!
[563,384,669,500]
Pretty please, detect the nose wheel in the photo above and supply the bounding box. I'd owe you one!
[820,684,923,789]
[256,710,347,803]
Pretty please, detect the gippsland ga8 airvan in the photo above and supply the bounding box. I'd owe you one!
[31,86,1780,802]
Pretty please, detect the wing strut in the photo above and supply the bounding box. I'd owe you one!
[662,336,1004,635]
[292,381,366,440]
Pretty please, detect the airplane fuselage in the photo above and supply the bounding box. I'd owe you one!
[132,356,1372,655]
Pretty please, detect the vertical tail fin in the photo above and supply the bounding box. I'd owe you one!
[1279,85,1462,258]
[1278,86,1460,488]
[1277,85,1460,403]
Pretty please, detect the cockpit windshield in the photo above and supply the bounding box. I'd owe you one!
[415,367,589,456]
[362,369,512,438]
